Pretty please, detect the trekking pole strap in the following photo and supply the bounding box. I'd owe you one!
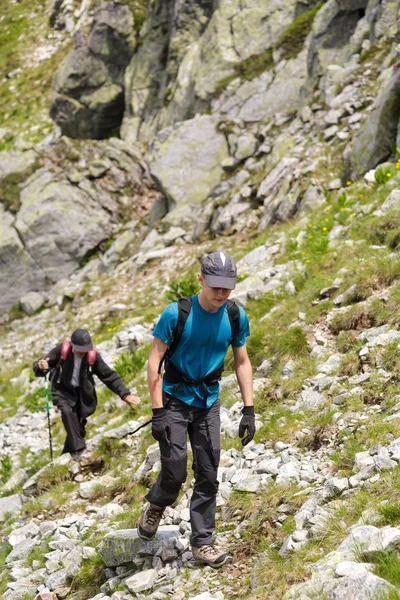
[128,418,153,436]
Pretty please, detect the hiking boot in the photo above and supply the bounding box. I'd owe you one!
[72,449,85,461]
[137,503,165,540]
[192,544,232,568]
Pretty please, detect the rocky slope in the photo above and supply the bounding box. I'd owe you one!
[1,1,400,600]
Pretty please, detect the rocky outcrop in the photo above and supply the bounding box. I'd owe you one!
[148,115,229,212]
[124,0,321,141]
[0,136,155,315]
[50,2,136,138]
[344,66,400,180]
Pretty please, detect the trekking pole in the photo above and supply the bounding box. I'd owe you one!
[44,372,54,462]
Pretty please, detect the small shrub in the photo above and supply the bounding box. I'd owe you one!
[25,386,47,413]
[114,344,150,380]
[165,273,199,303]
[375,165,395,185]
[0,454,12,484]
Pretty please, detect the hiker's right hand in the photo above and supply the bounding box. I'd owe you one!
[152,408,170,446]
[38,358,50,371]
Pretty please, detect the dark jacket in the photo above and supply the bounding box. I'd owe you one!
[33,343,130,418]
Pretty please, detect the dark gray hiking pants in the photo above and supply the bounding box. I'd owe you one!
[56,396,87,454]
[146,396,221,548]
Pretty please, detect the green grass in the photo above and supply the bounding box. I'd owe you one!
[36,463,71,493]
[69,552,107,599]
[0,454,12,484]
[277,3,325,60]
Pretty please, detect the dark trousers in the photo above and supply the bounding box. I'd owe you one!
[146,396,221,548]
[56,397,87,454]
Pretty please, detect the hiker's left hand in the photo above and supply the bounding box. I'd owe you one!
[124,394,140,406]
[238,406,256,446]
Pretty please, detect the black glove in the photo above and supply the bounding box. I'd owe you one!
[152,408,171,446]
[238,406,256,446]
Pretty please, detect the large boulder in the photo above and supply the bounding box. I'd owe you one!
[148,114,229,211]
[50,2,136,138]
[15,169,112,283]
[344,66,400,180]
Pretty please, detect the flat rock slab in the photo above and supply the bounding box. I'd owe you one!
[100,526,180,566]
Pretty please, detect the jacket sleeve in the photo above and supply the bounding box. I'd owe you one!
[93,353,130,399]
[32,344,62,377]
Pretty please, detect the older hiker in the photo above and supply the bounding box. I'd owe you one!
[33,328,140,459]
[138,251,254,567]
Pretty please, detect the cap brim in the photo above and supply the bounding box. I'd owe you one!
[204,274,236,289]
[72,343,93,352]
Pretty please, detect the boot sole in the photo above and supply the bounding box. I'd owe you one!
[137,523,156,541]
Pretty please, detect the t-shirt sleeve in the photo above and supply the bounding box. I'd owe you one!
[152,302,179,345]
[232,306,250,348]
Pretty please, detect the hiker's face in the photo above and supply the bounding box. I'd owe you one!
[198,274,232,310]
[73,350,86,359]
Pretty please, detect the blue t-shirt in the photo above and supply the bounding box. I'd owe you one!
[153,295,250,408]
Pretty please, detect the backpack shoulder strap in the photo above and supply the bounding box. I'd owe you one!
[87,348,97,367]
[60,340,72,361]
[158,297,192,374]
[226,299,240,344]
[51,340,71,384]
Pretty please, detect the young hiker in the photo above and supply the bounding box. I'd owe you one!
[33,329,140,459]
[138,251,254,568]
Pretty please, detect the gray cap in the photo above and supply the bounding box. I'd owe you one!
[71,329,93,352]
[201,252,237,289]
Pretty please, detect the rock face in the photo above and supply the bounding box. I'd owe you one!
[148,115,229,211]
[307,0,368,81]
[344,67,400,180]
[0,137,154,315]
[124,0,318,141]
[50,2,136,138]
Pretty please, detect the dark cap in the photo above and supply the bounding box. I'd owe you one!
[71,329,93,352]
[201,252,237,289]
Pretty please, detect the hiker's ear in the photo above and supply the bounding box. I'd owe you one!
[198,273,204,286]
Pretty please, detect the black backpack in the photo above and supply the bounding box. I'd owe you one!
[158,296,240,403]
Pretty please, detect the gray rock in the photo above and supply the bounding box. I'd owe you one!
[50,3,136,138]
[381,189,400,213]
[20,291,45,315]
[0,494,25,521]
[317,355,341,375]
[100,526,180,566]
[345,66,400,180]
[148,115,228,214]
[124,568,158,593]
[6,538,39,564]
